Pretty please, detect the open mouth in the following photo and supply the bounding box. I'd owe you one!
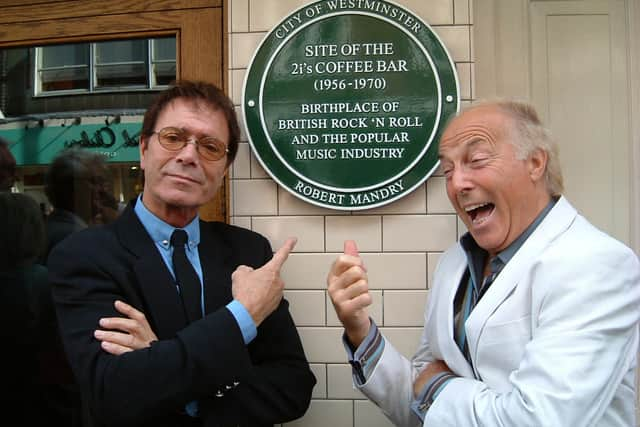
[465,202,495,225]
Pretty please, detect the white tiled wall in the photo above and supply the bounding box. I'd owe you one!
[228,1,473,425]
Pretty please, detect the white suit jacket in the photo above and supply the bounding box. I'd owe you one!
[358,197,640,426]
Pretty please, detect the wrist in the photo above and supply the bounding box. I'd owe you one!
[345,318,371,348]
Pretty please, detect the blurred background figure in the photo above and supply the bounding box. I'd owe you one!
[0,136,16,192]
[37,148,121,426]
[43,148,118,262]
[0,192,48,426]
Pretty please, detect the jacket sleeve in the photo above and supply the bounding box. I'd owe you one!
[202,234,315,425]
[353,279,441,427]
[198,298,316,425]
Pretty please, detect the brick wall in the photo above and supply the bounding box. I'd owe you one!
[228,1,474,425]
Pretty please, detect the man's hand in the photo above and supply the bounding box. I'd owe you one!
[413,360,452,397]
[94,300,158,355]
[232,237,297,326]
[327,240,372,347]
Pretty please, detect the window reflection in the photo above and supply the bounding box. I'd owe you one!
[95,39,147,88]
[33,37,176,95]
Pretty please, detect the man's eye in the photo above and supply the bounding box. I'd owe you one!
[471,157,488,164]
[202,144,221,154]
[164,132,182,142]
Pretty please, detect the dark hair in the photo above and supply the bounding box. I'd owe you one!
[0,193,45,270]
[44,148,109,216]
[141,80,240,165]
[0,137,16,191]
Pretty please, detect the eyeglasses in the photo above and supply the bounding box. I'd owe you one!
[151,127,229,161]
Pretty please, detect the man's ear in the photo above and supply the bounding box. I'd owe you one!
[139,136,148,170]
[528,148,547,182]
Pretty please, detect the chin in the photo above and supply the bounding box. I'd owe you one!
[469,231,500,252]
[161,191,204,209]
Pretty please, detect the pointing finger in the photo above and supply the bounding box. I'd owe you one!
[265,237,297,271]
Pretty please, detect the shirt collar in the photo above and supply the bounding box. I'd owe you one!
[133,195,200,250]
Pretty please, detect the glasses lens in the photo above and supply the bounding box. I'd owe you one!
[198,137,227,161]
[157,127,186,151]
[155,128,228,161]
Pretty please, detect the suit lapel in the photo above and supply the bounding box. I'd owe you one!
[465,197,577,364]
[431,247,475,378]
[198,222,233,314]
[116,203,188,338]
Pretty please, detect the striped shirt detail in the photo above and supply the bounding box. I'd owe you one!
[343,319,384,385]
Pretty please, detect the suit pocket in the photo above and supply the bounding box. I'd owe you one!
[480,314,532,346]
[475,315,532,386]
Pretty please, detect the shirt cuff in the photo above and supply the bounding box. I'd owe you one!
[410,371,457,422]
[226,299,257,344]
[342,318,385,385]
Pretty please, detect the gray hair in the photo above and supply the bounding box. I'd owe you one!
[462,99,564,196]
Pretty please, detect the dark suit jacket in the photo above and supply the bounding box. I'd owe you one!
[44,208,87,262]
[48,201,315,427]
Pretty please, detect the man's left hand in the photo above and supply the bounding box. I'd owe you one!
[94,300,158,355]
[413,360,452,397]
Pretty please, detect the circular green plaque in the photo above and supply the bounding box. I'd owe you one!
[243,0,459,210]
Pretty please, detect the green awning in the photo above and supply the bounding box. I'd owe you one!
[1,122,142,166]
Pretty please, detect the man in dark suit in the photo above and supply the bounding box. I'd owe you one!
[48,80,316,427]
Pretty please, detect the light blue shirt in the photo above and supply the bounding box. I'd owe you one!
[134,195,257,344]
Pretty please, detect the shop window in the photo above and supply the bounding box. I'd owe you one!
[39,44,89,92]
[35,37,176,95]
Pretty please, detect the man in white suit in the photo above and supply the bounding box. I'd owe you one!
[327,100,640,426]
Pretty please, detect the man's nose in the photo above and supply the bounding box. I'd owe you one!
[449,167,473,194]
[176,140,200,163]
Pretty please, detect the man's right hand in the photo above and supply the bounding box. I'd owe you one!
[231,237,297,326]
[327,240,372,347]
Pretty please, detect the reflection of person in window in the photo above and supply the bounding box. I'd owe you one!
[41,148,115,427]
[43,148,113,261]
[0,137,16,192]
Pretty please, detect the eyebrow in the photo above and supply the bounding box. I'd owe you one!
[438,135,490,160]
[171,127,220,140]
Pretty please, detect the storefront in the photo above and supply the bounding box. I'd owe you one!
[0,0,228,221]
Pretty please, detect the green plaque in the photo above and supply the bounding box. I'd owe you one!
[243,0,459,210]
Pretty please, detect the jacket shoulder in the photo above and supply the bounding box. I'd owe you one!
[204,221,269,246]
